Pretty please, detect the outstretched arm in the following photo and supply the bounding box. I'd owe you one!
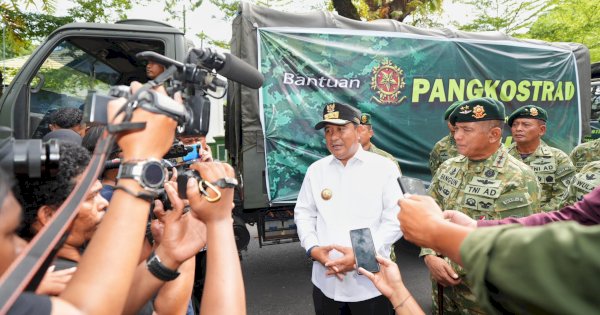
[187,162,246,315]
[59,83,179,314]
[398,195,472,266]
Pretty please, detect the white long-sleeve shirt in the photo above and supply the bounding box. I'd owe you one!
[294,146,403,302]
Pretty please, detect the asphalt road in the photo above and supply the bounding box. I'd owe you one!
[241,226,432,315]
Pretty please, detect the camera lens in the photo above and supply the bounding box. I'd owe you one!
[0,138,60,178]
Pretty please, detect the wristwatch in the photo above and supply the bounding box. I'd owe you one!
[146,251,180,281]
[117,159,166,193]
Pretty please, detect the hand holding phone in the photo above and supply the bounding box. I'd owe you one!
[349,228,379,274]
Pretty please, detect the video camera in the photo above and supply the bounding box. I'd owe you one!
[84,46,264,137]
[0,127,60,178]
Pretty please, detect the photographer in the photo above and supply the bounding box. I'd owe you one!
[1,82,245,315]
[14,142,107,270]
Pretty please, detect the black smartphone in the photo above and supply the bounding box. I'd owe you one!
[349,228,379,273]
[398,176,426,195]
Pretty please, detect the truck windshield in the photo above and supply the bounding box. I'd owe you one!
[30,40,118,115]
[28,36,164,139]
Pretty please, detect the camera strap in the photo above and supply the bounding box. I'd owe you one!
[0,133,114,313]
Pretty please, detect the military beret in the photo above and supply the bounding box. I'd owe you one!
[314,102,361,130]
[444,101,463,121]
[449,97,506,124]
[360,113,372,125]
[507,105,548,127]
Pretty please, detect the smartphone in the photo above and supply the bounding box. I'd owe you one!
[349,228,380,273]
[398,176,426,195]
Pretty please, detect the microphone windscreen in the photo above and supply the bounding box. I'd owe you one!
[218,53,265,89]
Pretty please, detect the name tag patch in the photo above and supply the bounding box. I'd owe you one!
[439,168,461,188]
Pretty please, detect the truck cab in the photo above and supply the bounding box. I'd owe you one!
[0,20,190,140]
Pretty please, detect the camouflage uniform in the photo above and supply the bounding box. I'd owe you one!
[560,160,600,207]
[422,146,541,314]
[507,141,575,212]
[570,138,600,171]
[429,133,459,176]
[367,143,402,175]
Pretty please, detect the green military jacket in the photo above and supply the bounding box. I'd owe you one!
[429,133,459,176]
[507,141,575,212]
[422,145,541,314]
[560,160,600,208]
[367,143,402,175]
[570,138,600,171]
[461,222,600,315]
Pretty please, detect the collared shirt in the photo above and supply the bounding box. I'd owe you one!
[506,141,575,212]
[294,146,402,302]
[367,143,402,174]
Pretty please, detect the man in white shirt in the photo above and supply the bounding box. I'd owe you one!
[294,102,403,315]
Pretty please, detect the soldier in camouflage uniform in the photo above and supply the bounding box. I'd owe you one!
[358,113,402,173]
[506,105,575,212]
[429,101,463,176]
[421,98,541,315]
[570,138,600,171]
[560,160,600,207]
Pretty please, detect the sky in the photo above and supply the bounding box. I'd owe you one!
[48,0,473,48]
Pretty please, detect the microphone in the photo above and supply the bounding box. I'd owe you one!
[190,48,265,89]
[104,158,121,170]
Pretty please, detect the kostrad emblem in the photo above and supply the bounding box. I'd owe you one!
[370,59,406,104]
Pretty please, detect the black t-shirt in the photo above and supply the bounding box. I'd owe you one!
[8,292,51,315]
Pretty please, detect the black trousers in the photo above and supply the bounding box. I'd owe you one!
[312,285,394,315]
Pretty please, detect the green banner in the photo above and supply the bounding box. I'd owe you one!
[258,28,581,203]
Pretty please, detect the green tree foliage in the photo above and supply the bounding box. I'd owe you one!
[526,0,600,62]
[1,0,134,59]
[198,0,295,48]
[455,0,552,34]
[330,0,443,24]
[207,0,293,21]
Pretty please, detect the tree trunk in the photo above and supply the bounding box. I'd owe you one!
[332,0,361,20]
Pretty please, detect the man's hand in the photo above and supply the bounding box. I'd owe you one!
[153,182,207,268]
[310,246,341,279]
[423,255,461,287]
[443,210,477,228]
[107,82,180,161]
[309,245,333,265]
[398,195,444,248]
[186,162,236,223]
[358,256,404,300]
[35,266,77,296]
[325,245,356,280]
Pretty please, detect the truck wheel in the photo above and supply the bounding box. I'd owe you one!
[233,215,250,252]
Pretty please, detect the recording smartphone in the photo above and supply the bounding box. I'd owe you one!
[349,228,379,274]
[397,176,426,195]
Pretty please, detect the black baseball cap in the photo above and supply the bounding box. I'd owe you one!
[314,102,361,130]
